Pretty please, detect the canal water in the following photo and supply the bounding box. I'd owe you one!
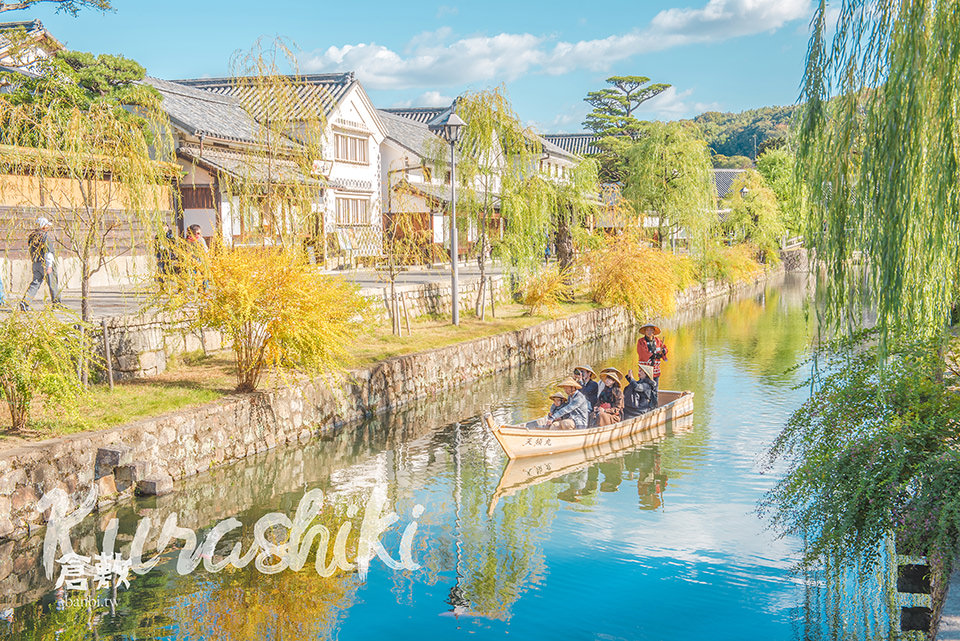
[0,274,896,640]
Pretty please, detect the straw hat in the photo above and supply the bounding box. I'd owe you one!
[573,365,597,380]
[557,377,582,391]
[637,364,655,379]
[600,367,623,383]
[549,392,568,402]
[639,322,661,335]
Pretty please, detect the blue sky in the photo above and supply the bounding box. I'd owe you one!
[22,0,816,132]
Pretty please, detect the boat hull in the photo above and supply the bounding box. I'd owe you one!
[486,390,695,459]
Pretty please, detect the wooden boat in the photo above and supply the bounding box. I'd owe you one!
[485,390,695,459]
[487,413,694,515]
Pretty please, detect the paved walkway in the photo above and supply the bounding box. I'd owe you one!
[10,263,503,320]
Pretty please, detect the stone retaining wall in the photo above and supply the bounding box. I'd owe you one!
[98,275,509,380]
[0,267,784,541]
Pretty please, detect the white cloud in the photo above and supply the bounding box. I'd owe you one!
[436,5,458,18]
[301,0,812,89]
[391,90,454,108]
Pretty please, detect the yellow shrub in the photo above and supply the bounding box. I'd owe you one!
[585,234,696,318]
[699,243,764,284]
[154,244,371,392]
[522,266,573,316]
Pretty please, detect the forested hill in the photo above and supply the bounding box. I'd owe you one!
[691,104,799,167]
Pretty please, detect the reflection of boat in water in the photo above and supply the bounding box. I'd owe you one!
[487,413,693,515]
[485,390,695,458]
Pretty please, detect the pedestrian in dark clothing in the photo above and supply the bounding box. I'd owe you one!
[155,224,179,283]
[21,217,61,310]
[636,322,668,386]
[623,365,658,419]
[594,367,624,426]
[574,365,599,409]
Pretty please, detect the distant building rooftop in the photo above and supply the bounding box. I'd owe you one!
[541,133,601,156]
[712,168,748,200]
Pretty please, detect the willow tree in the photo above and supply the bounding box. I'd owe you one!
[722,170,787,262]
[622,121,714,252]
[549,158,599,275]
[0,51,175,321]
[426,88,540,319]
[798,0,960,343]
[217,39,326,249]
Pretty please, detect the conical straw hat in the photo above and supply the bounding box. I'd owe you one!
[557,377,582,390]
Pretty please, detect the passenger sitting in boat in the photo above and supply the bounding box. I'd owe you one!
[574,366,599,409]
[623,364,658,419]
[593,367,624,427]
[547,377,589,430]
[547,392,568,421]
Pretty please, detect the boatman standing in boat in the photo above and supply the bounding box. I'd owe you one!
[574,365,599,408]
[636,323,668,387]
[547,377,590,430]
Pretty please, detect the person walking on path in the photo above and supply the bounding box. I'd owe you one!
[636,322,668,387]
[21,217,62,310]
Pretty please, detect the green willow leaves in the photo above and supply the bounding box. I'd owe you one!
[798,0,960,342]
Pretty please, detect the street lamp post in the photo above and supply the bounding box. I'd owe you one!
[430,112,466,326]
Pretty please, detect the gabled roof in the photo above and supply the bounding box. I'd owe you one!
[381,106,450,125]
[143,76,268,144]
[174,73,356,121]
[0,19,64,65]
[712,168,747,200]
[377,109,444,157]
[178,143,318,185]
[542,133,601,156]
[385,101,578,163]
[538,135,578,162]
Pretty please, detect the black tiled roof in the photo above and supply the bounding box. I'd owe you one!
[143,76,267,144]
[712,168,747,200]
[178,144,317,185]
[175,73,357,121]
[381,106,450,125]
[542,133,601,156]
[0,19,43,32]
[377,109,444,156]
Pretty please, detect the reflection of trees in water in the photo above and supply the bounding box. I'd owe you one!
[407,422,558,621]
[798,552,897,641]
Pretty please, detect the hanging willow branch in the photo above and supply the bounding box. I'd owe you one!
[215,38,327,250]
[798,0,960,344]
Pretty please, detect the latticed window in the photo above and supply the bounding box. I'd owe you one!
[334,133,369,164]
[335,197,369,225]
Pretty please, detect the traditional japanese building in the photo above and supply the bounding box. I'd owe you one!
[147,72,387,266]
[378,101,582,260]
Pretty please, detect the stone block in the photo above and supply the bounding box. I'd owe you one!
[115,461,148,493]
[95,446,132,479]
[96,474,117,497]
[0,468,25,496]
[136,475,173,497]
[900,606,932,632]
[897,564,931,594]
